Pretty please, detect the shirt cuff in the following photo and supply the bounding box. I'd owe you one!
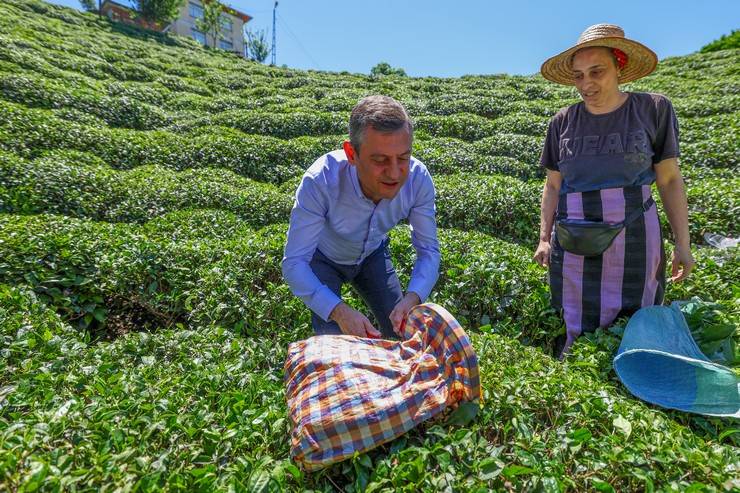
[312,284,342,322]
[407,278,432,304]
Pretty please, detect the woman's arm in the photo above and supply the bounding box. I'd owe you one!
[654,157,695,281]
[534,169,562,267]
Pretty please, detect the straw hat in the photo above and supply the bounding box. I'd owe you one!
[540,24,658,85]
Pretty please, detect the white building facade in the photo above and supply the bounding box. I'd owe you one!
[168,0,251,57]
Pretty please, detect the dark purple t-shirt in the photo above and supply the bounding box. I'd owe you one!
[540,92,680,195]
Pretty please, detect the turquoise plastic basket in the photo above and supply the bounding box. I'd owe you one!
[614,303,739,417]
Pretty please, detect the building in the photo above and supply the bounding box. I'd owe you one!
[100,0,165,31]
[169,0,252,57]
[100,0,252,58]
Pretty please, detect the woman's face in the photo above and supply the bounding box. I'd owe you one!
[571,47,621,111]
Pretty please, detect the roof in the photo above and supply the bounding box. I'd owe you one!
[203,0,252,23]
[100,0,252,24]
[99,0,165,31]
[100,0,134,9]
[220,3,252,23]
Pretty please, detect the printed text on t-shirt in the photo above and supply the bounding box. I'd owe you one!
[559,129,649,161]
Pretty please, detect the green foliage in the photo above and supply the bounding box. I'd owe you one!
[683,170,740,241]
[78,0,97,12]
[0,72,171,129]
[680,113,739,168]
[0,284,87,379]
[415,113,497,141]
[678,298,738,366]
[133,0,185,24]
[0,212,542,338]
[0,100,337,183]
[245,28,271,63]
[435,174,540,244]
[4,281,737,491]
[370,61,407,77]
[195,0,223,47]
[0,307,295,490]
[700,30,740,53]
[473,133,544,166]
[665,244,740,310]
[0,150,293,224]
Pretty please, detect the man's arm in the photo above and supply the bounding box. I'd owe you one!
[390,169,440,333]
[282,176,381,338]
[406,177,440,302]
[281,177,341,322]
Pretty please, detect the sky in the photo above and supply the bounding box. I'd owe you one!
[48,0,739,77]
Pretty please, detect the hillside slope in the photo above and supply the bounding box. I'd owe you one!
[0,0,738,491]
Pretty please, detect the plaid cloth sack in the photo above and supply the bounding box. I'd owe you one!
[284,303,481,471]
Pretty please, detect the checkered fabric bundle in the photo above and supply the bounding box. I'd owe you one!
[284,303,481,471]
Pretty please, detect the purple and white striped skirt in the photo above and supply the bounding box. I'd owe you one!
[549,185,665,350]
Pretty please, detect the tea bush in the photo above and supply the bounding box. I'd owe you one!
[0,150,292,224]
[2,283,738,491]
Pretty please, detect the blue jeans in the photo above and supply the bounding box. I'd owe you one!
[309,240,403,339]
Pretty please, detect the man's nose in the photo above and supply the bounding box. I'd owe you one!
[387,159,402,180]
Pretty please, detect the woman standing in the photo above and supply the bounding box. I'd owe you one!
[533,24,695,355]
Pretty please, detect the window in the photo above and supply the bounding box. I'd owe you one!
[188,2,204,19]
[219,38,233,51]
[192,29,206,45]
[220,14,232,32]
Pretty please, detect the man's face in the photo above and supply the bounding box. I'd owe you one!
[571,47,621,110]
[343,125,412,203]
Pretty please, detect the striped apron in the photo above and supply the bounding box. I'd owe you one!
[549,184,665,352]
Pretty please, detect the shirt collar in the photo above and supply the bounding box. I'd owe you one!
[349,164,378,205]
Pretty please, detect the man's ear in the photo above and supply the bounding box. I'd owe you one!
[343,140,357,164]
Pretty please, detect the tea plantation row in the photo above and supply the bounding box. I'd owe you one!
[1,147,736,245]
[2,209,739,490]
[0,70,737,172]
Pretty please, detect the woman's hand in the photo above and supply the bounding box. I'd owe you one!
[533,240,552,267]
[655,158,694,283]
[535,170,561,269]
[670,245,695,282]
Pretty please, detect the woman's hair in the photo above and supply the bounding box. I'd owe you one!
[569,46,620,69]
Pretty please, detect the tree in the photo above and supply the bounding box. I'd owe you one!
[245,28,271,63]
[195,0,224,48]
[700,30,740,53]
[79,0,98,12]
[370,62,407,77]
[132,0,185,24]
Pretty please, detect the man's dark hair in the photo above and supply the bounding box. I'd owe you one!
[349,95,413,151]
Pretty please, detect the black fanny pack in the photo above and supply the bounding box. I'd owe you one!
[555,197,654,257]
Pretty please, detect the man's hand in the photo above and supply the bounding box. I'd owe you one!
[389,292,421,337]
[533,240,551,267]
[330,302,381,338]
[670,245,695,282]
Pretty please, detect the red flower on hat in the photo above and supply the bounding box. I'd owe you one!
[613,48,628,69]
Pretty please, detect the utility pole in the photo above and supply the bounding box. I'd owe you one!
[271,1,277,65]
